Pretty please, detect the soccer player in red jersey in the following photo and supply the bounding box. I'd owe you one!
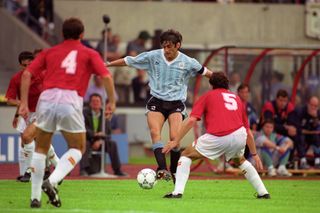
[6,51,59,182]
[19,17,116,208]
[162,72,269,199]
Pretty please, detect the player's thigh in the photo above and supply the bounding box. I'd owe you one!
[34,128,53,154]
[182,144,203,160]
[168,112,183,141]
[147,111,166,139]
[61,131,86,154]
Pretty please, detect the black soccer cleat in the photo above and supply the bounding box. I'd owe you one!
[256,193,271,199]
[42,179,61,207]
[20,171,31,183]
[156,170,172,181]
[163,193,183,199]
[43,169,51,180]
[30,199,41,208]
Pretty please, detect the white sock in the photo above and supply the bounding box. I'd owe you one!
[31,152,46,201]
[47,145,59,167]
[173,156,192,195]
[18,146,26,175]
[49,148,82,186]
[24,141,35,171]
[239,160,268,196]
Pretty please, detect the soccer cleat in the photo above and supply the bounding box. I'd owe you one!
[30,199,41,208]
[20,170,31,182]
[16,175,23,182]
[163,193,183,199]
[43,168,51,180]
[156,170,172,181]
[256,193,271,199]
[42,179,61,207]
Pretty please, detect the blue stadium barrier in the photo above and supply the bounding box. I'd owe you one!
[0,133,128,164]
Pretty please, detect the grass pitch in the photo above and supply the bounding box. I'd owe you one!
[0,179,319,213]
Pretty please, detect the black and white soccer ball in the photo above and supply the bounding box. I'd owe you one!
[137,168,157,189]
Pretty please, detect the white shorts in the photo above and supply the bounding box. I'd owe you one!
[35,100,85,133]
[193,127,247,161]
[16,112,36,133]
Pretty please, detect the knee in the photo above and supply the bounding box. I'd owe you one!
[21,132,33,144]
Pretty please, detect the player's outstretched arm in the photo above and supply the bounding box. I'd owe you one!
[102,75,116,120]
[204,68,213,79]
[106,58,127,67]
[18,70,31,119]
[162,116,197,154]
[246,129,263,170]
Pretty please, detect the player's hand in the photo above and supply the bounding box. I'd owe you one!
[92,140,102,150]
[105,102,116,120]
[12,117,18,128]
[162,141,179,154]
[18,103,29,120]
[252,155,263,171]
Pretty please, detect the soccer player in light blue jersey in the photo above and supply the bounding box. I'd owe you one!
[108,29,213,181]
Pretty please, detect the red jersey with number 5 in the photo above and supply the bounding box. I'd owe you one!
[27,40,111,97]
[190,88,249,136]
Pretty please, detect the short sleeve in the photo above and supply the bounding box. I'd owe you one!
[124,52,150,70]
[190,93,207,120]
[189,58,203,77]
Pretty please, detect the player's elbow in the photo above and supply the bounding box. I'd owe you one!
[187,116,198,126]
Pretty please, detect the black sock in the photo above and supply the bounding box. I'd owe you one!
[153,148,167,171]
[170,149,181,174]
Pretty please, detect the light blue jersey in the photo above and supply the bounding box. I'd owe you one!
[124,49,203,102]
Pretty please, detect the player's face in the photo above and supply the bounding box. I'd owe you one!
[162,41,180,61]
[276,96,288,109]
[90,96,102,111]
[263,123,274,136]
[20,59,32,69]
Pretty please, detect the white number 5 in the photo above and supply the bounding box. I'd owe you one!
[61,50,78,74]
[222,93,238,111]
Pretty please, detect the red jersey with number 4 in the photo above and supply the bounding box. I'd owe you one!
[27,40,111,97]
[6,70,43,112]
[190,88,249,136]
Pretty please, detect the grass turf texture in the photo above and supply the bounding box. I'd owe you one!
[0,180,319,213]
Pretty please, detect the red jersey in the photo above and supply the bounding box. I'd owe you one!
[6,70,43,112]
[190,88,249,136]
[27,40,111,97]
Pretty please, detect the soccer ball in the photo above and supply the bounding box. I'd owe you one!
[137,168,157,189]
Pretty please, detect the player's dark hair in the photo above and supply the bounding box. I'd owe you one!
[62,18,84,40]
[237,83,250,93]
[276,89,288,98]
[18,51,34,64]
[209,72,229,90]
[33,49,43,56]
[89,93,102,102]
[160,29,182,46]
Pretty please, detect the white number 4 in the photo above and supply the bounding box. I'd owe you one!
[61,50,78,74]
[222,93,238,111]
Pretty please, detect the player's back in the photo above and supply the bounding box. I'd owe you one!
[192,88,247,136]
[29,40,108,97]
